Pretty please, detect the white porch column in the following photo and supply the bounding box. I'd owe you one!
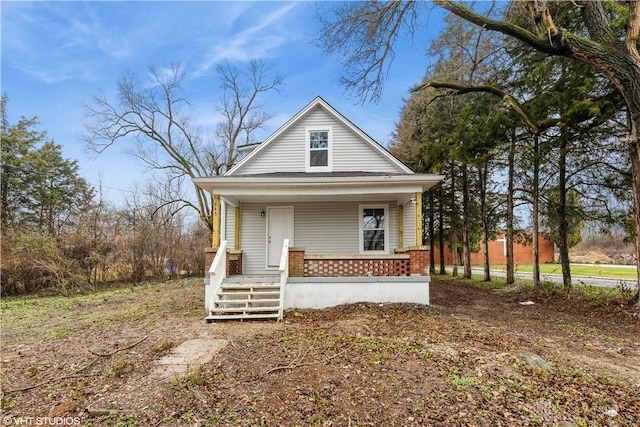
[398,204,404,248]
[234,206,240,250]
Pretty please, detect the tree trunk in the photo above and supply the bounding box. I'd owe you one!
[628,115,640,305]
[557,130,572,291]
[478,164,490,282]
[438,187,447,275]
[450,162,459,277]
[461,163,472,279]
[506,128,516,284]
[428,189,436,274]
[532,134,540,288]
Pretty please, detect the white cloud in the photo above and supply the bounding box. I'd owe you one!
[2,1,307,85]
[192,2,301,78]
[1,2,133,83]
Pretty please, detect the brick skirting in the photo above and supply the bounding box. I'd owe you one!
[304,257,410,277]
[288,247,430,278]
[207,246,429,277]
[226,250,243,276]
[205,247,217,272]
[205,248,243,276]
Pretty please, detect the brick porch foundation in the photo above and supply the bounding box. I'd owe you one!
[205,247,243,276]
[207,247,429,277]
[287,247,430,278]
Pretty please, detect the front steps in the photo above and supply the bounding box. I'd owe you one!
[206,276,281,322]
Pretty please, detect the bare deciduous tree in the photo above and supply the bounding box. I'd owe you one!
[85,60,283,231]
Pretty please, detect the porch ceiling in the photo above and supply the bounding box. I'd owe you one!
[193,173,443,205]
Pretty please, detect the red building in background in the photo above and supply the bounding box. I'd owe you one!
[433,232,555,265]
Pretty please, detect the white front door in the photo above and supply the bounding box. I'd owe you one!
[267,206,294,268]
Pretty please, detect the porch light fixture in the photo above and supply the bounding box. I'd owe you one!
[261,210,265,217]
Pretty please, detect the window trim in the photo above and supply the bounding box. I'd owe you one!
[305,127,333,172]
[358,204,389,255]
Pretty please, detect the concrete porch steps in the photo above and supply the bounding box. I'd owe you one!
[206,278,281,322]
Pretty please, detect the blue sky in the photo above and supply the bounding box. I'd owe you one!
[2,1,444,204]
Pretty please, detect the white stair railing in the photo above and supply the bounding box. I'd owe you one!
[278,239,289,321]
[206,240,227,312]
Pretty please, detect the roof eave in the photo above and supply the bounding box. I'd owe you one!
[193,174,444,195]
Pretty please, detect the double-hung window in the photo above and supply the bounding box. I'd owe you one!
[305,127,332,172]
[359,204,388,254]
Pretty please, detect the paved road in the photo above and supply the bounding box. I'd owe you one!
[471,268,638,290]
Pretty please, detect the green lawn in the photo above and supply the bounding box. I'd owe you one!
[0,278,202,345]
[482,263,638,280]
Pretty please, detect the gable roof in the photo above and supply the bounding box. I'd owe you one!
[226,96,413,176]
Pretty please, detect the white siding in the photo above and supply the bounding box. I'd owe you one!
[224,204,236,250]
[236,125,305,174]
[331,119,400,172]
[295,202,360,255]
[238,201,400,275]
[235,106,404,175]
[239,204,268,275]
[403,202,416,247]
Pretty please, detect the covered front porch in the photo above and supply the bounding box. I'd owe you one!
[204,239,430,321]
[195,173,438,320]
[196,174,435,267]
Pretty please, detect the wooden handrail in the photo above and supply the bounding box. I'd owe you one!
[278,239,289,321]
[206,240,227,312]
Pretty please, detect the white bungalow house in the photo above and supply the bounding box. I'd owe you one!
[193,97,443,321]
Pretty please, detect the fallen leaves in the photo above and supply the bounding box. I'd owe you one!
[1,277,639,426]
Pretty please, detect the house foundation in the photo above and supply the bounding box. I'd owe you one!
[285,276,430,308]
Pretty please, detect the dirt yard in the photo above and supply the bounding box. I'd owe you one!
[1,277,639,426]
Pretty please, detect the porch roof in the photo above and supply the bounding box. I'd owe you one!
[193,172,443,204]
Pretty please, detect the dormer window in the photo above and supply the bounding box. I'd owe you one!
[306,127,332,172]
